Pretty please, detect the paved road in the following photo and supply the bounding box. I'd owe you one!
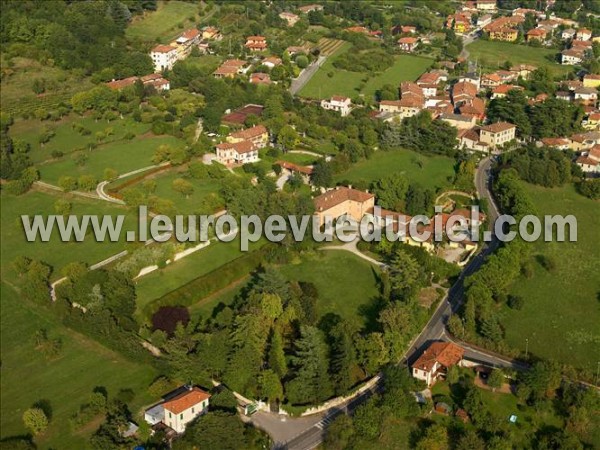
[275,159,516,450]
[289,56,326,96]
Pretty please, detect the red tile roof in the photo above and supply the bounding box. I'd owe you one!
[412,342,464,372]
[313,187,374,212]
[481,121,515,133]
[152,44,177,53]
[216,140,256,154]
[162,387,211,415]
[229,125,268,140]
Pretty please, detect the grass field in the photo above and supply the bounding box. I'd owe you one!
[126,1,200,42]
[466,40,571,76]
[39,135,185,185]
[9,116,150,165]
[299,43,432,101]
[502,184,600,372]
[335,148,455,190]
[1,191,138,281]
[279,251,381,329]
[142,169,225,214]
[134,238,266,316]
[0,283,156,449]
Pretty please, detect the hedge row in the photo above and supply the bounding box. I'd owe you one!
[142,244,273,318]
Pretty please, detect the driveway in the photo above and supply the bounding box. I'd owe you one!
[289,56,326,96]
[247,411,324,447]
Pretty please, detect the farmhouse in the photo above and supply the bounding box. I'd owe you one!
[144,386,211,434]
[213,59,249,79]
[398,36,419,52]
[215,141,259,166]
[561,48,585,65]
[526,28,547,42]
[313,186,375,227]
[150,45,178,72]
[279,12,300,26]
[245,36,267,52]
[227,125,269,148]
[320,96,352,116]
[576,145,600,174]
[412,342,465,387]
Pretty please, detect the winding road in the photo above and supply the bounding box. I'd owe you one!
[262,157,515,450]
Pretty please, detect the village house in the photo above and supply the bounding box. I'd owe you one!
[511,64,537,79]
[313,186,375,227]
[574,87,598,106]
[540,137,571,150]
[215,141,259,166]
[459,127,490,152]
[489,27,518,41]
[476,0,497,12]
[477,14,492,28]
[451,80,478,107]
[576,144,600,174]
[212,59,249,79]
[479,121,517,148]
[201,26,221,41]
[459,97,486,121]
[106,73,170,92]
[561,48,585,65]
[245,35,267,52]
[227,124,269,148]
[569,131,600,151]
[583,74,600,88]
[279,12,300,26]
[561,28,577,40]
[298,4,323,14]
[582,112,600,130]
[144,386,211,434]
[446,13,472,34]
[576,28,592,41]
[412,342,465,387]
[491,84,524,99]
[250,72,271,85]
[398,36,419,52]
[526,27,547,43]
[276,161,313,184]
[263,56,282,69]
[417,70,448,85]
[150,45,179,72]
[481,72,503,89]
[440,113,477,130]
[320,96,352,116]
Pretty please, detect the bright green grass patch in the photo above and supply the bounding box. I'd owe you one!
[143,169,224,214]
[466,40,572,76]
[502,184,600,372]
[0,283,156,449]
[335,149,455,190]
[361,55,433,99]
[10,116,150,165]
[278,251,381,329]
[134,237,265,316]
[1,191,138,281]
[299,42,431,101]
[39,135,185,185]
[126,1,200,42]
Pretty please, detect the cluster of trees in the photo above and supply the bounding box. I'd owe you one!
[499,145,575,188]
[0,1,154,77]
[487,89,584,140]
[577,178,600,199]
[382,111,458,156]
[333,48,394,73]
[370,174,436,216]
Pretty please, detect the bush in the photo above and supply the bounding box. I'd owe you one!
[152,306,190,335]
[51,150,64,159]
[507,295,524,310]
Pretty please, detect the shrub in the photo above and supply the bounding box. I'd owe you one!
[151,306,190,335]
[507,295,524,310]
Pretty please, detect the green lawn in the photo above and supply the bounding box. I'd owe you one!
[144,169,225,214]
[299,43,432,101]
[335,149,455,191]
[1,191,138,281]
[0,283,156,449]
[39,135,185,185]
[279,251,381,329]
[9,116,150,165]
[503,184,600,372]
[466,40,572,76]
[134,238,265,316]
[126,1,200,42]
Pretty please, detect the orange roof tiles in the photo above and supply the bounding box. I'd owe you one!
[162,387,211,415]
[313,187,374,212]
[413,342,464,372]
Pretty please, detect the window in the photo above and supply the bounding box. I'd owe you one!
[169,412,172,418]
[192,407,195,414]
[180,414,183,420]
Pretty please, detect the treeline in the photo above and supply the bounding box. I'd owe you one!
[0,1,155,77]
[487,89,584,140]
[499,145,575,188]
[453,169,534,350]
[381,111,458,156]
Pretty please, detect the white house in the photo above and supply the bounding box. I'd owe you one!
[576,145,600,174]
[412,342,465,386]
[561,48,585,65]
[144,386,211,434]
[216,141,259,166]
[150,45,179,72]
[320,96,352,116]
[576,28,592,41]
[562,28,576,40]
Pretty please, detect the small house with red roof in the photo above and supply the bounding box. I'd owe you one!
[144,386,211,434]
[398,36,419,52]
[245,36,268,52]
[412,342,464,386]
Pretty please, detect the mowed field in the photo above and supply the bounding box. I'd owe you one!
[466,40,571,76]
[0,283,156,449]
[502,184,600,372]
[1,191,138,281]
[335,148,455,190]
[39,135,185,185]
[279,251,381,329]
[125,0,200,42]
[299,43,432,101]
